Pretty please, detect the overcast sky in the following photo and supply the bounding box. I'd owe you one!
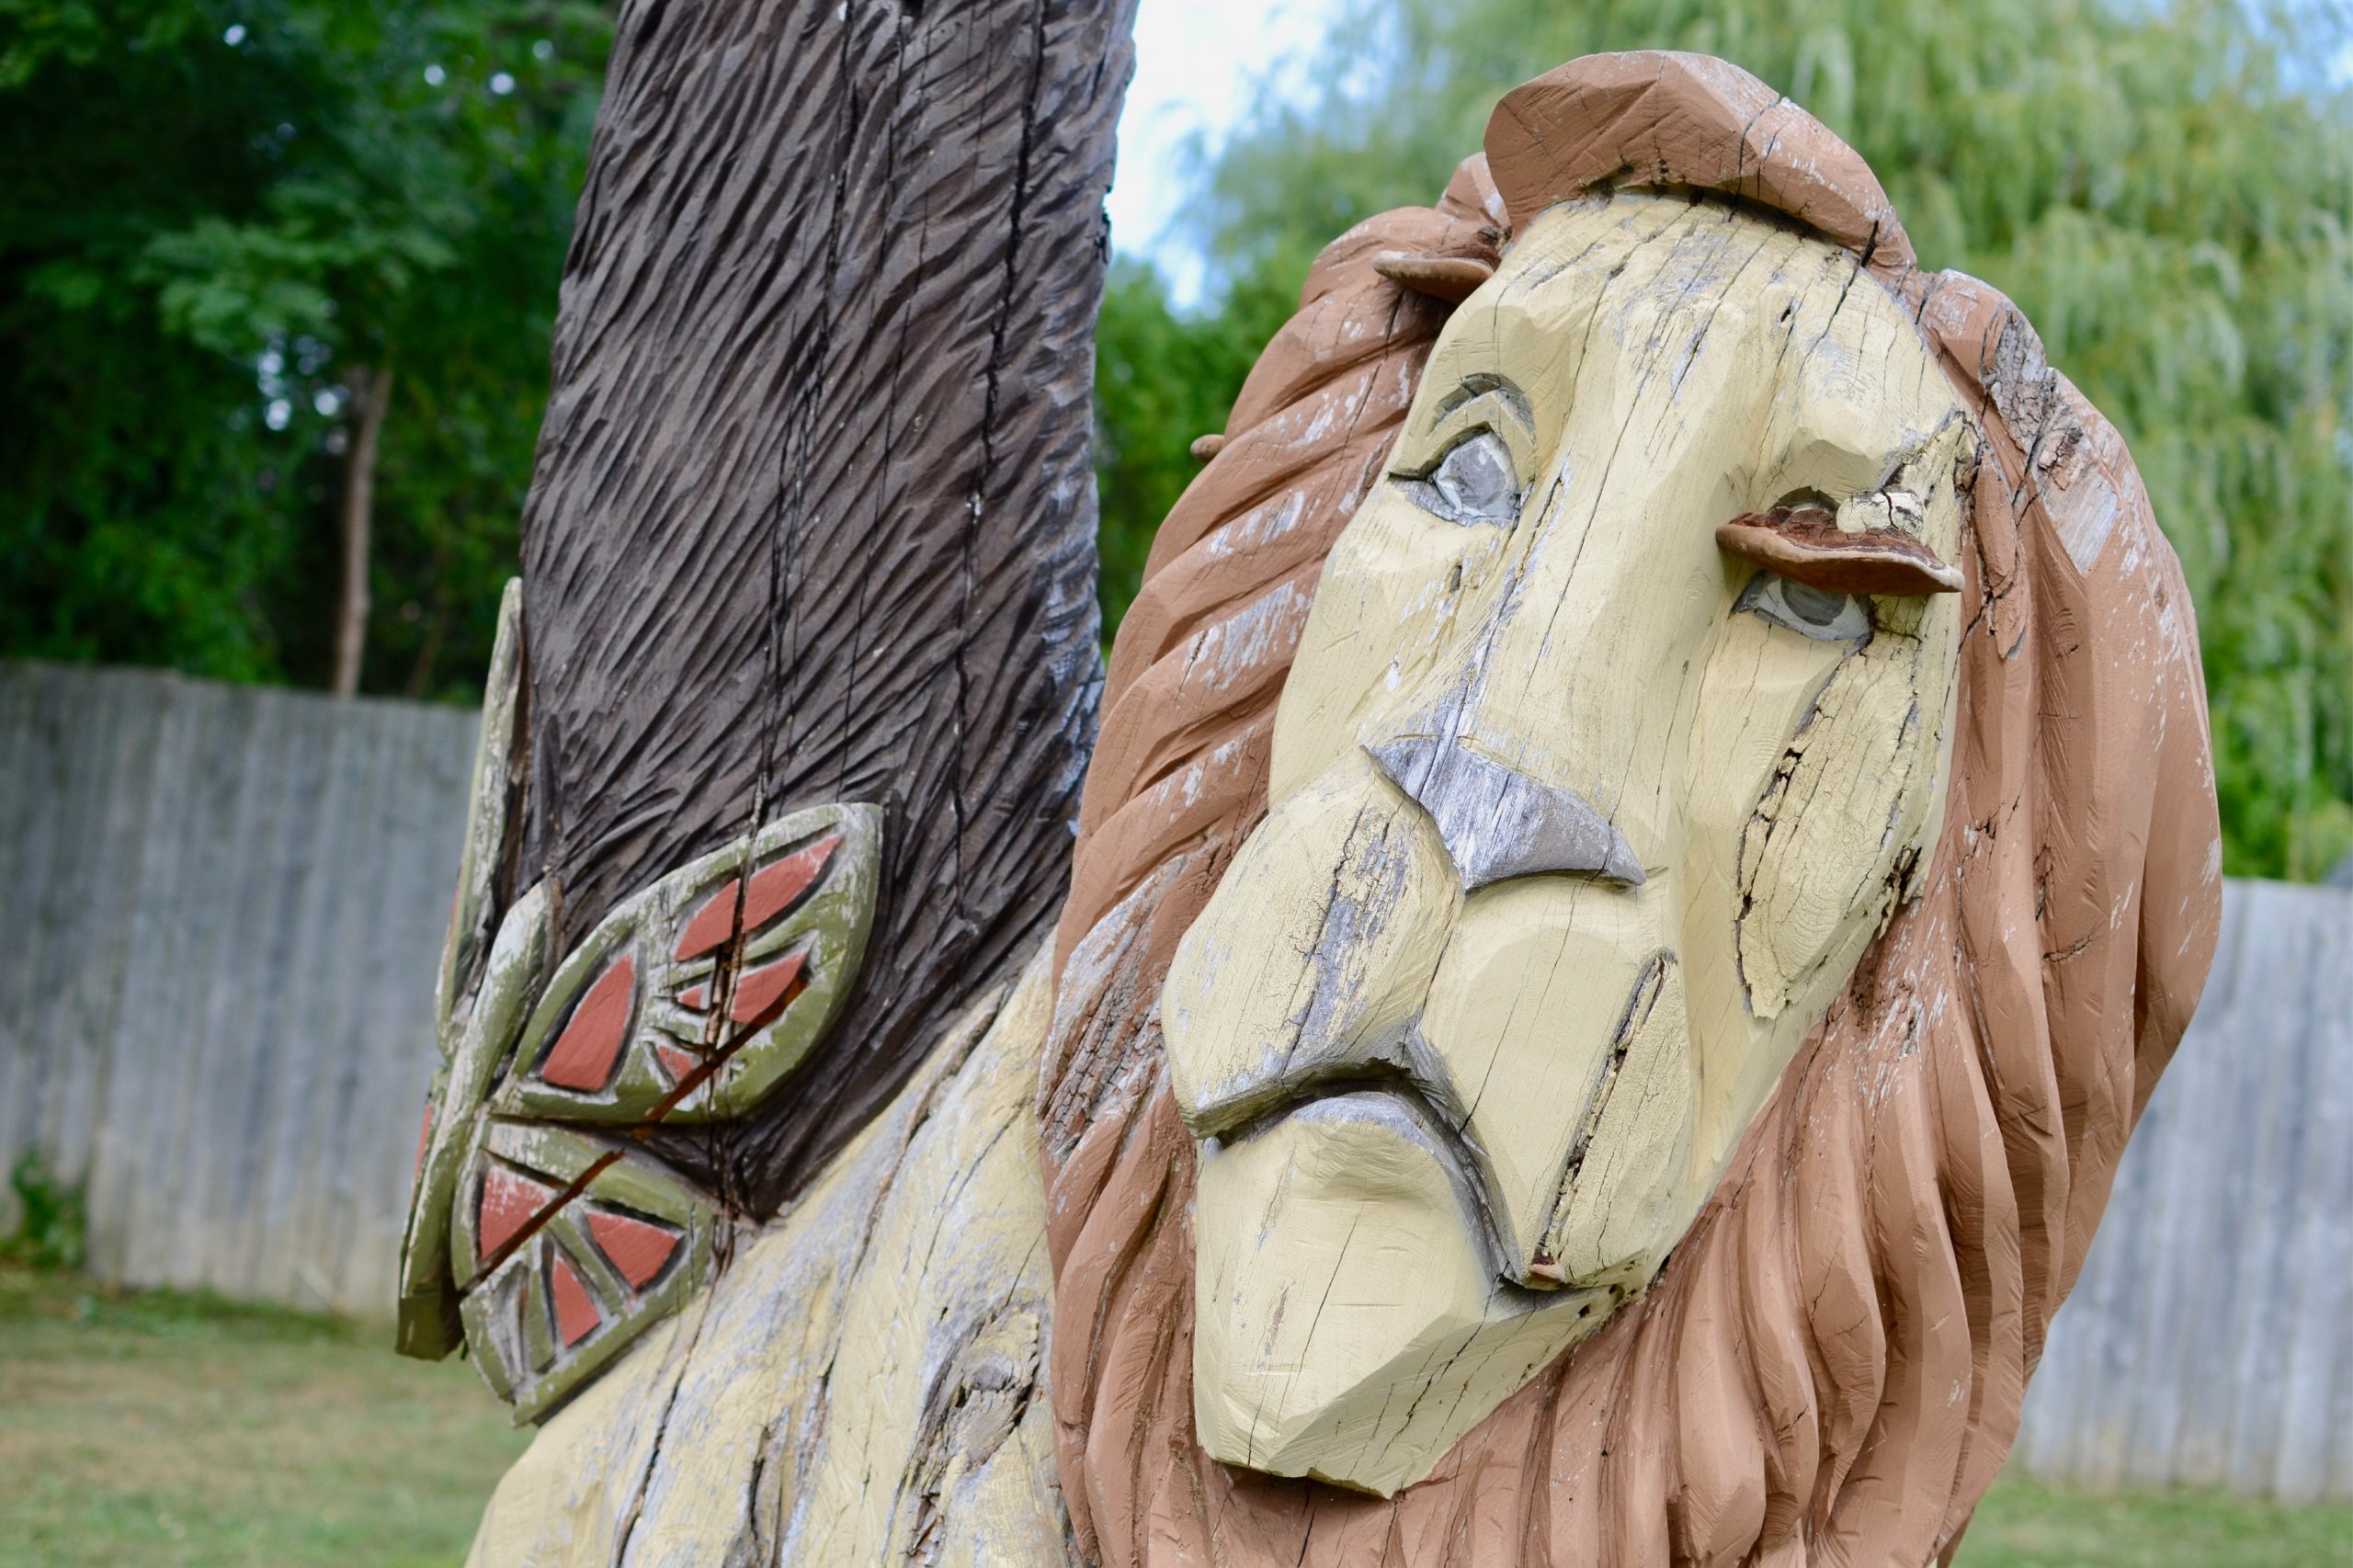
[1108,0,1349,297]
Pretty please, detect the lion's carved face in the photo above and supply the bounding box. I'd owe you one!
[1045,56,2215,1568]
[1160,194,1972,1495]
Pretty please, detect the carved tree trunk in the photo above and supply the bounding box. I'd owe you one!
[331,363,390,698]
[500,0,1133,1216]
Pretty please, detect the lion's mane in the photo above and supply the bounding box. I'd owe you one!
[1038,51,2221,1568]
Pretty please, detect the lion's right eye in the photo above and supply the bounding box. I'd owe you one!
[1398,429,1521,528]
[1737,571,1872,642]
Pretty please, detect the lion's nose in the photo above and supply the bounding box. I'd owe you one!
[1367,733,1644,892]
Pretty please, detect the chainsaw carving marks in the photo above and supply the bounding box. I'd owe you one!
[397,794,881,1418]
[453,1121,712,1421]
[1159,195,1973,1492]
[499,802,881,1125]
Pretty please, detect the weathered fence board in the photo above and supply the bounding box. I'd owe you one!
[2016,878,2353,1502]
[0,663,473,1317]
[0,663,2348,1494]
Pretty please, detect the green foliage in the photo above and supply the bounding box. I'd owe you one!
[10,2,2347,876]
[0,0,611,699]
[3,1152,86,1272]
[1093,259,1299,630]
[1106,0,2353,880]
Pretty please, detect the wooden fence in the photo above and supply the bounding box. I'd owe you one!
[2015,877,2353,1502]
[0,663,474,1318]
[0,662,2347,1497]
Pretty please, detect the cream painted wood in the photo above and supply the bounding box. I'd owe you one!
[463,947,1074,1568]
[1160,193,1972,1495]
[1194,1092,1620,1496]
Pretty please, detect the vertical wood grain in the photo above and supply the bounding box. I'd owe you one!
[2017,879,2353,1501]
[0,664,470,1316]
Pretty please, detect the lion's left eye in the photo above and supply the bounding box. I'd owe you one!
[1397,429,1521,527]
[1737,572,1872,642]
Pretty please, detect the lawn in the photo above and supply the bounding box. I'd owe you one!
[0,1262,527,1567]
[1,1260,2347,1566]
[1965,1475,2353,1567]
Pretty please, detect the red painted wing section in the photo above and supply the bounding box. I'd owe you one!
[729,951,807,1028]
[673,880,741,961]
[548,1253,601,1346]
[539,955,636,1092]
[742,835,839,931]
[585,1208,683,1291]
[478,1165,558,1262]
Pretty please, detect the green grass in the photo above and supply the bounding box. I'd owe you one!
[0,1261,528,1568]
[3,1259,2348,1566]
[1960,1474,2353,1567]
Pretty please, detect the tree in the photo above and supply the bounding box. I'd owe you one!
[1091,258,1296,631]
[0,1,610,699]
[1102,0,2353,880]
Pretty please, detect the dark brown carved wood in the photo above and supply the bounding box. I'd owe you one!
[507,0,1134,1216]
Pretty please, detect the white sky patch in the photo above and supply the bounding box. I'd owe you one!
[1108,0,1350,301]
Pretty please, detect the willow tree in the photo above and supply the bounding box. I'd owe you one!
[1126,0,2353,880]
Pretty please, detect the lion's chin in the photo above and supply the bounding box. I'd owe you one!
[1190,1089,1617,1497]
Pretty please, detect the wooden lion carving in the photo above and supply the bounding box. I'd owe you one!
[408,29,2220,1568]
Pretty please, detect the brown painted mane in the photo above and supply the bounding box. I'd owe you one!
[1039,51,2220,1568]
